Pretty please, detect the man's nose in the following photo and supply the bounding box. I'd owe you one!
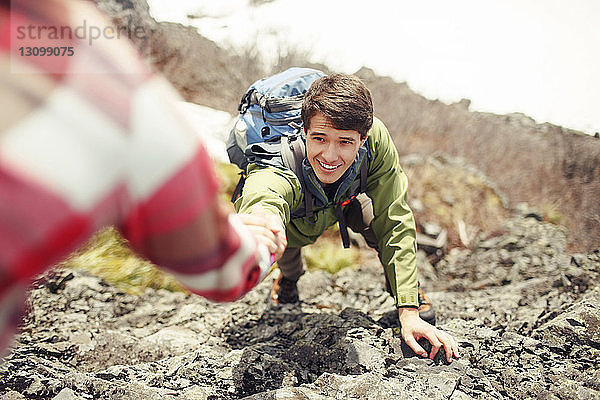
[322,143,338,162]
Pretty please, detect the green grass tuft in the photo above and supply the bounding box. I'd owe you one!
[303,236,360,275]
[60,227,185,295]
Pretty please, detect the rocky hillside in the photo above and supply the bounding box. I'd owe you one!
[1,213,599,399]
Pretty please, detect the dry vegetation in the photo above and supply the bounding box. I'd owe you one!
[59,227,184,294]
[356,69,600,252]
[303,232,361,274]
[402,154,510,249]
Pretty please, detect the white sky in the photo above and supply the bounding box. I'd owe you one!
[148,0,600,135]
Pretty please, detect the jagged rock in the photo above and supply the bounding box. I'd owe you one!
[534,287,600,356]
[432,216,575,291]
[2,215,598,399]
[52,387,83,400]
[2,391,26,400]
[242,370,469,400]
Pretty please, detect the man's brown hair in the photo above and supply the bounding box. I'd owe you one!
[301,73,373,139]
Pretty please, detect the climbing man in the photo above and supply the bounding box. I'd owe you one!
[234,71,460,363]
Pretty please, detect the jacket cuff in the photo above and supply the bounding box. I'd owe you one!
[394,290,419,308]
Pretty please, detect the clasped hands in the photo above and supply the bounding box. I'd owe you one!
[238,204,287,262]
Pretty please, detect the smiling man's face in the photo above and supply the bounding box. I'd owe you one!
[305,111,366,185]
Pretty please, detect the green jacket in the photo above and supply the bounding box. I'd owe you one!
[234,118,418,308]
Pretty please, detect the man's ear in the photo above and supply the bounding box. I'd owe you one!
[360,136,368,146]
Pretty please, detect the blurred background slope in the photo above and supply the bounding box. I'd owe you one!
[91,0,599,257]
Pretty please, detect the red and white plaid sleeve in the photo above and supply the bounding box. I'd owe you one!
[0,0,268,353]
[121,76,270,301]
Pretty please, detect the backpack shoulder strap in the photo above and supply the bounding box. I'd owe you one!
[281,133,314,219]
[360,152,368,192]
[280,135,300,175]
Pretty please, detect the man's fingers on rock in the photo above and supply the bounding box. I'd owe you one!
[428,338,442,360]
[440,336,454,361]
[437,332,459,361]
[449,335,460,359]
[405,335,427,358]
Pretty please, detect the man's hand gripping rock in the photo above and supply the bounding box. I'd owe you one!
[398,308,460,363]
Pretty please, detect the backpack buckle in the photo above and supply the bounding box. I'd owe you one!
[238,89,255,114]
[288,121,302,136]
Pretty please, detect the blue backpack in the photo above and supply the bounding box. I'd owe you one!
[226,67,325,172]
[227,67,369,248]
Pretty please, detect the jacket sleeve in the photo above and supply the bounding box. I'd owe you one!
[366,119,419,308]
[121,78,272,303]
[233,164,302,226]
[0,2,270,306]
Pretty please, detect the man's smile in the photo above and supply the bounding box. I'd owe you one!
[317,159,342,171]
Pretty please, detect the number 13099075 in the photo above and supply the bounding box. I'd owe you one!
[18,46,74,57]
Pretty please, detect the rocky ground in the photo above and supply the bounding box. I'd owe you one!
[2,2,597,399]
[1,210,599,400]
